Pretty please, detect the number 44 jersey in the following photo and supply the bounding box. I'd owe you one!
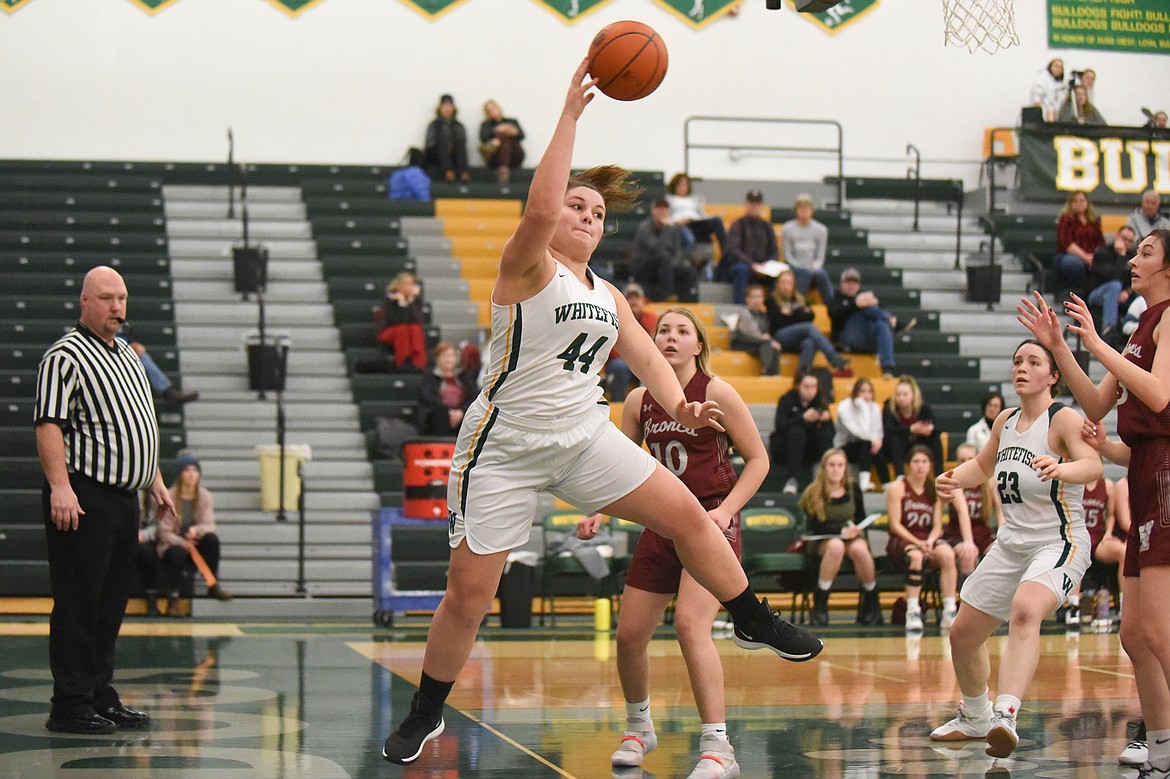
[482,261,618,421]
[994,403,1086,547]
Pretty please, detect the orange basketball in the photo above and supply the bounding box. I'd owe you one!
[587,20,668,102]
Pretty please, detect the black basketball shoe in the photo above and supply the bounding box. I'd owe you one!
[732,598,824,662]
[382,692,445,765]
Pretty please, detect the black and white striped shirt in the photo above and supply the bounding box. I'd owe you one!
[35,324,160,492]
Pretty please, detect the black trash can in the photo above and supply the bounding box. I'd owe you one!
[245,334,289,393]
[965,261,1002,305]
[498,559,535,628]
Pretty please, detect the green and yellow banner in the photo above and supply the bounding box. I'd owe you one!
[1048,0,1170,54]
[529,0,612,23]
[1,0,36,12]
[126,0,180,12]
[398,0,467,19]
[791,0,879,35]
[651,0,741,30]
[1019,124,1170,205]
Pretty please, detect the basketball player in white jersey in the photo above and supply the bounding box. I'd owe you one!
[929,340,1100,759]
[382,58,822,767]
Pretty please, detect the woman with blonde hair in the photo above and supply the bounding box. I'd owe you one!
[799,448,881,626]
[376,270,427,372]
[880,375,944,478]
[581,304,768,777]
[477,99,525,184]
[766,269,851,377]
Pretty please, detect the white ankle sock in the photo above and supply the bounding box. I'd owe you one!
[994,694,1021,718]
[962,689,990,716]
[700,722,728,741]
[1147,728,1170,769]
[625,698,651,730]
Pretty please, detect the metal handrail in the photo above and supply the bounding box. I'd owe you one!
[683,116,845,207]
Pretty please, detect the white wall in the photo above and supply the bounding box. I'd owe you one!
[2,0,1167,187]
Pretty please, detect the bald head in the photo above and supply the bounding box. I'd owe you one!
[79,266,128,344]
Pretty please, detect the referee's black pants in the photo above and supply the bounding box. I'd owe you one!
[43,474,138,717]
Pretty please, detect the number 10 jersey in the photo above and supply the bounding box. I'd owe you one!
[482,261,617,421]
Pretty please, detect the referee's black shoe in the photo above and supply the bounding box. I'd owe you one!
[99,703,150,729]
[45,711,116,735]
[732,598,824,662]
[382,692,445,765]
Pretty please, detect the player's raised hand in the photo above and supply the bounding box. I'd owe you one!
[1017,291,1065,352]
[565,58,597,119]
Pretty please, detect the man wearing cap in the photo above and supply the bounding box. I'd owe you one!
[718,189,780,304]
[631,198,698,303]
[827,267,912,377]
[423,93,470,182]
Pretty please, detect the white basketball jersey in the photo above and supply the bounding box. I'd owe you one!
[994,403,1086,547]
[480,261,616,420]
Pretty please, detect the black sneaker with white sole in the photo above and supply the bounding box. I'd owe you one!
[382,692,445,765]
[732,598,824,662]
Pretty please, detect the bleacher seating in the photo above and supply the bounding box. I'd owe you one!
[0,162,187,595]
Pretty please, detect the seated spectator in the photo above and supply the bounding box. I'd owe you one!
[664,172,728,264]
[1155,110,1168,129]
[1066,472,1123,624]
[423,94,470,182]
[798,448,881,627]
[964,391,1004,452]
[1057,85,1106,126]
[885,445,959,632]
[120,338,198,404]
[146,453,232,616]
[604,284,658,400]
[719,189,779,304]
[833,377,883,493]
[781,194,834,303]
[376,271,427,372]
[478,100,525,184]
[1053,189,1105,294]
[1122,292,1147,337]
[388,147,431,202]
[730,284,780,376]
[1126,189,1170,240]
[880,375,944,479]
[135,506,162,616]
[631,198,698,302]
[417,341,478,437]
[1087,225,1137,344]
[770,370,834,495]
[1029,58,1067,122]
[942,442,993,576]
[767,269,851,377]
[827,267,911,378]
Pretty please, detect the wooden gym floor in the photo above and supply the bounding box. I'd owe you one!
[0,611,1141,778]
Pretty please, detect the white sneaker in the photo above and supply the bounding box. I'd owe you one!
[612,729,658,767]
[1065,604,1081,625]
[1135,763,1170,778]
[782,478,799,495]
[686,734,740,779]
[930,703,991,741]
[1119,739,1148,765]
[905,606,924,632]
[940,603,958,630]
[985,712,1018,758]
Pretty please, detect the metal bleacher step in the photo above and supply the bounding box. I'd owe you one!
[165,200,307,221]
[168,257,324,282]
[166,219,313,241]
[167,237,318,261]
[177,324,339,350]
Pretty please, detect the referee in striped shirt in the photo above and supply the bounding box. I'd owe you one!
[35,266,176,735]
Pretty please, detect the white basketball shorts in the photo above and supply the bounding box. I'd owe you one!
[959,530,1091,621]
[447,396,656,555]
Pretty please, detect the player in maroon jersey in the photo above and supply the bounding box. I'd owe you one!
[1019,228,1170,775]
[943,442,998,574]
[579,306,811,778]
[886,445,965,631]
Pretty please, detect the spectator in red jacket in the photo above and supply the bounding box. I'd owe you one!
[1054,190,1105,294]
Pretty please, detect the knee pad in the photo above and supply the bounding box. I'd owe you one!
[905,570,923,588]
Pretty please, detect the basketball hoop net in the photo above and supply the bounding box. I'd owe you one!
[942,0,1019,54]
